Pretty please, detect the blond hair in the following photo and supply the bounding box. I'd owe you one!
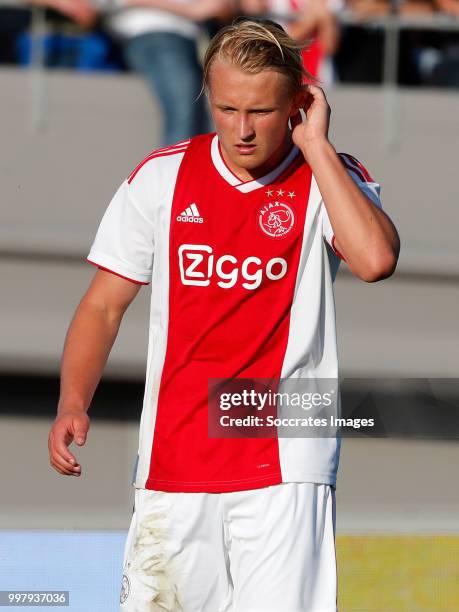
[203,17,316,95]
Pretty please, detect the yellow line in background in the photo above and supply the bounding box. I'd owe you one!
[337,535,459,611]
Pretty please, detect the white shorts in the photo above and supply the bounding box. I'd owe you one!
[120,482,337,612]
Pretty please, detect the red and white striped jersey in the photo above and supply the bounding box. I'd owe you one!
[88,133,382,493]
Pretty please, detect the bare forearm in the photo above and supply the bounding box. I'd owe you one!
[124,0,191,16]
[124,0,234,20]
[288,5,339,56]
[124,0,205,19]
[317,13,340,56]
[57,301,121,415]
[434,0,459,15]
[288,15,318,41]
[302,139,399,280]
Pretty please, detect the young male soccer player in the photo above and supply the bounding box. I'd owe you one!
[48,18,399,611]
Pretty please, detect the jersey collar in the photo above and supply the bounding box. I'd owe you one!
[211,134,300,194]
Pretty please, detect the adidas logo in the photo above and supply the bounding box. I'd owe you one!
[177,203,204,224]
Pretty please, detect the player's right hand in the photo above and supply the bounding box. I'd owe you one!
[48,411,90,477]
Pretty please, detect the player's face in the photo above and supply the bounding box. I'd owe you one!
[208,60,302,181]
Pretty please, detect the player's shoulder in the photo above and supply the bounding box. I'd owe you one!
[127,138,192,185]
[127,133,215,185]
[338,152,382,207]
[337,152,376,184]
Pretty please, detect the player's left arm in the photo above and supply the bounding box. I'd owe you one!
[291,85,400,282]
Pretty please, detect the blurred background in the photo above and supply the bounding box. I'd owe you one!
[0,0,458,610]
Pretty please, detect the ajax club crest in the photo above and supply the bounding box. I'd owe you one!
[258,200,295,239]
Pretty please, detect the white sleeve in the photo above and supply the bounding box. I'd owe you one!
[87,179,154,285]
[322,152,383,261]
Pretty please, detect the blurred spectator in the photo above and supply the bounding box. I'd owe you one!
[434,0,459,16]
[28,0,98,28]
[0,0,97,64]
[17,1,121,70]
[95,0,236,145]
[347,0,459,19]
[240,0,342,86]
[346,0,389,18]
[347,0,437,19]
[338,0,459,87]
[400,0,458,87]
[400,0,435,14]
[0,5,30,64]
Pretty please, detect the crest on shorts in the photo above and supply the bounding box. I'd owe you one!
[120,573,130,605]
[258,201,295,239]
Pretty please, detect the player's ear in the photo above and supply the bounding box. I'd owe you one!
[288,86,306,118]
[288,88,304,126]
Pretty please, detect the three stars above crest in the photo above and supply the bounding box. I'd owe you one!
[266,188,296,199]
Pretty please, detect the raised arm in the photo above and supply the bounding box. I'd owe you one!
[48,269,141,477]
[292,85,400,282]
